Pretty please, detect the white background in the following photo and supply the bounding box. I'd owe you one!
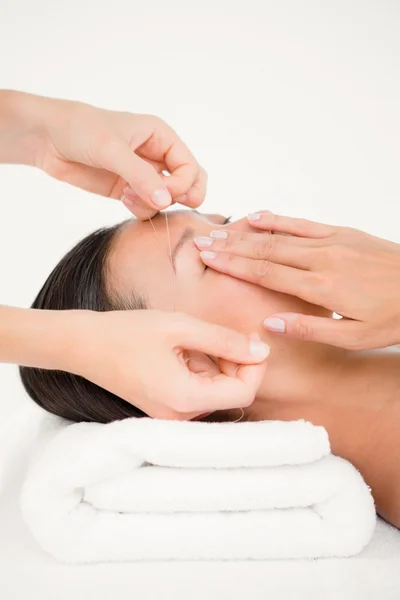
[1,0,400,421]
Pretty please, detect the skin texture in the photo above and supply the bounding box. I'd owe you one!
[3,90,272,416]
[107,210,336,404]
[107,210,400,528]
[198,210,400,350]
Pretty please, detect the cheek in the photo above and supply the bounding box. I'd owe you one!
[183,273,271,334]
[178,271,330,335]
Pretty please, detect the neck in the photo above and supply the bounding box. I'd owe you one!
[250,344,400,459]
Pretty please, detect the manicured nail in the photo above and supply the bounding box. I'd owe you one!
[121,195,134,208]
[249,340,271,359]
[200,251,217,260]
[194,236,214,248]
[151,188,171,208]
[210,230,228,239]
[264,317,286,333]
[247,212,261,221]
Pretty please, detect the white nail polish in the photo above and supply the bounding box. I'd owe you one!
[263,317,286,333]
[247,212,261,221]
[194,236,213,248]
[249,340,270,359]
[200,251,217,260]
[210,230,228,239]
[151,188,171,208]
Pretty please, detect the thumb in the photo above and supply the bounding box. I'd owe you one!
[184,361,267,411]
[102,140,172,210]
[263,313,368,350]
[172,314,271,364]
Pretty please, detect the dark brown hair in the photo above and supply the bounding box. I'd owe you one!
[19,224,148,424]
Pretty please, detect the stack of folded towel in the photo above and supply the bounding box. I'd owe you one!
[18,416,376,563]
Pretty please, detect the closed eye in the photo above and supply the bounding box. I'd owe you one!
[204,216,231,271]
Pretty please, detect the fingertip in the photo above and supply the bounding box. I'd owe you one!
[121,196,158,220]
[151,188,172,209]
[263,317,287,334]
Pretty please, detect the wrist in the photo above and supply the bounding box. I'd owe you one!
[0,90,54,167]
[0,306,93,372]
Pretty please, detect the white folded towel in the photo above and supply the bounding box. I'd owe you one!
[20,416,376,563]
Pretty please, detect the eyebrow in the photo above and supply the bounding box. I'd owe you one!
[171,226,196,273]
[168,210,228,273]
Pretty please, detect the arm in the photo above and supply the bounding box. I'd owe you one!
[0,305,76,369]
[0,90,269,419]
[0,90,48,166]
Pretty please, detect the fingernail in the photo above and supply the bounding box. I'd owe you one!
[194,236,214,248]
[210,230,228,239]
[200,251,217,260]
[264,317,286,333]
[151,188,171,208]
[247,212,261,221]
[249,340,271,359]
[121,195,134,208]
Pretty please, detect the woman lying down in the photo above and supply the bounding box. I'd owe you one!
[20,209,400,529]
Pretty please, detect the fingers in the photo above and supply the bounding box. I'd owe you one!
[247,211,336,238]
[163,166,208,208]
[124,164,207,218]
[199,250,318,302]
[121,195,158,220]
[183,361,267,411]
[143,120,207,206]
[98,139,172,211]
[263,312,371,350]
[194,230,312,270]
[162,134,206,201]
[171,313,270,364]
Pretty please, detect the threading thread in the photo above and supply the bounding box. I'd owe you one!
[232,408,245,423]
[148,213,176,311]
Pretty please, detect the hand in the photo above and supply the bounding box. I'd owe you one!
[63,309,270,421]
[4,91,207,219]
[196,211,400,350]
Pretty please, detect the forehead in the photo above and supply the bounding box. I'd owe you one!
[106,210,201,308]
[119,209,201,241]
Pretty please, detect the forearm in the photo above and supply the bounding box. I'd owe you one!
[0,305,80,371]
[0,90,50,166]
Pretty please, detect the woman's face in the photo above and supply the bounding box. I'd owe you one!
[107,210,333,410]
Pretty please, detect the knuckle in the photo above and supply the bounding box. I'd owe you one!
[311,272,331,297]
[292,320,314,342]
[147,114,165,128]
[220,333,236,356]
[225,251,238,271]
[254,234,276,259]
[327,244,348,263]
[223,232,242,251]
[251,259,274,280]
